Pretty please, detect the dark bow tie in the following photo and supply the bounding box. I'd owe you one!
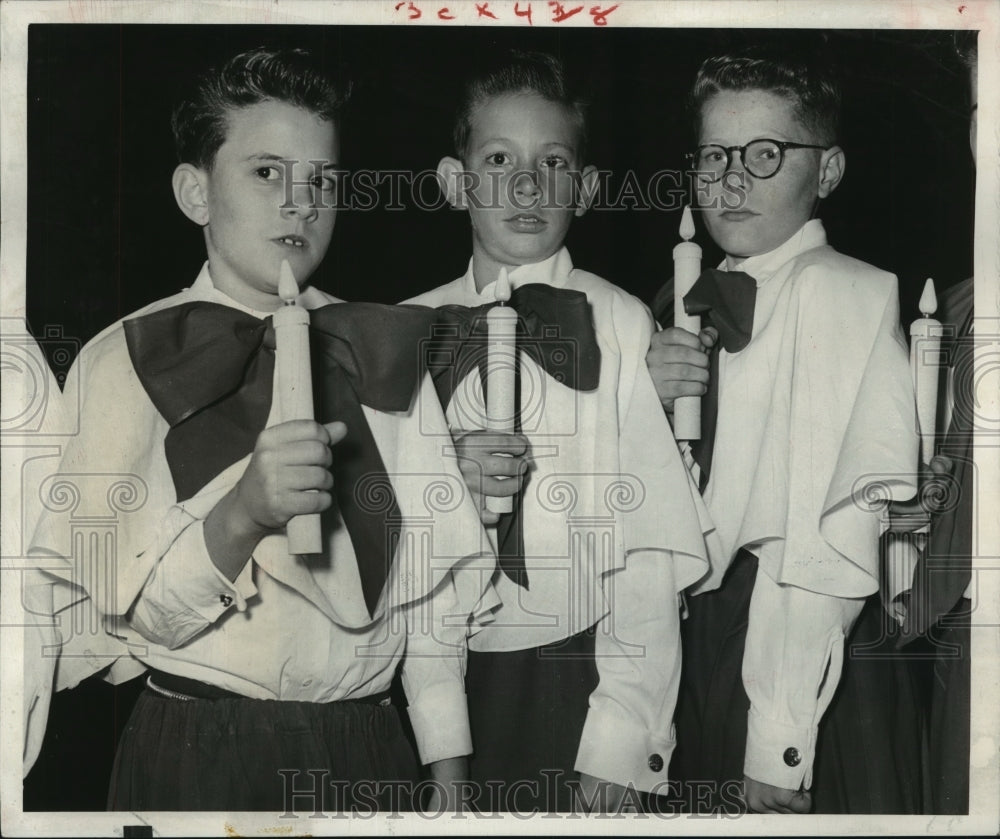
[123,300,438,617]
[426,283,602,588]
[683,268,758,353]
[681,268,758,490]
[427,283,601,408]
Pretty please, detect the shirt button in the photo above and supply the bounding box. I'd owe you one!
[219,594,233,607]
[783,747,802,767]
[301,678,313,687]
[648,753,664,773]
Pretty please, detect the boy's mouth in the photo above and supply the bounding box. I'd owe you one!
[506,214,546,230]
[719,211,758,222]
[275,235,308,249]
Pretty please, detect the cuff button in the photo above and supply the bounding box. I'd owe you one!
[783,747,801,767]
[648,753,664,773]
[219,594,233,607]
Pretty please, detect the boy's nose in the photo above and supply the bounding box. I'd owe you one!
[726,148,749,175]
[728,150,757,193]
[513,169,542,200]
[721,167,752,203]
[280,184,320,222]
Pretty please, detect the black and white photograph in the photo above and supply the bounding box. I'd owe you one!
[1,0,997,835]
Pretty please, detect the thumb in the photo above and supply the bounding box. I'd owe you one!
[323,421,349,446]
[929,455,953,476]
[789,790,812,814]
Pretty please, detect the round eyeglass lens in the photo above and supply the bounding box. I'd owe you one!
[744,140,782,177]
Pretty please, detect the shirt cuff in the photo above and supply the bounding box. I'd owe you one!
[407,682,473,766]
[169,520,257,619]
[743,706,816,790]
[575,706,675,793]
[130,520,257,646]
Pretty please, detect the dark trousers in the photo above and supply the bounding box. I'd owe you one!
[671,550,923,814]
[465,626,599,813]
[909,601,971,814]
[108,685,421,812]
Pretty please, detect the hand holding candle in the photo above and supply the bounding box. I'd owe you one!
[672,206,702,440]
[273,259,323,555]
[910,277,942,465]
[485,267,518,515]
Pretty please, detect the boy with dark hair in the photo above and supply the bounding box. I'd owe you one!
[647,42,919,813]
[406,49,712,813]
[29,46,492,812]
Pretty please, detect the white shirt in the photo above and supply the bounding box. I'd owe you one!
[407,247,716,792]
[29,264,498,765]
[693,220,918,789]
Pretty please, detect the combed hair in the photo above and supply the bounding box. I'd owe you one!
[172,47,351,170]
[691,42,842,146]
[453,49,588,161]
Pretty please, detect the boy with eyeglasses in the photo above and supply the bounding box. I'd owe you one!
[646,43,919,813]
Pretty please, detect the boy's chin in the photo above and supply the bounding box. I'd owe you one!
[706,226,771,262]
[475,241,561,270]
[706,215,815,262]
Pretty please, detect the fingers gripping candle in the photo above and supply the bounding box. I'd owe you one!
[910,278,942,465]
[273,259,323,555]
[486,267,518,515]
[672,206,702,440]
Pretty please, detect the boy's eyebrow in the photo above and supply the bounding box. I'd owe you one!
[473,138,578,153]
[698,131,799,145]
[245,152,341,168]
[541,142,577,153]
[474,136,515,148]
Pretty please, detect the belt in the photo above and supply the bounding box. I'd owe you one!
[146,669,392,706]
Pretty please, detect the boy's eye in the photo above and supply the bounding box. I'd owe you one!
[254,165,283,181]
[310,174,338,193]
[540,155,568,169]
[485,152,512,166]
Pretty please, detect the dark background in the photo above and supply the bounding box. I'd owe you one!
[23,24,976,810]
[27,25,975,359]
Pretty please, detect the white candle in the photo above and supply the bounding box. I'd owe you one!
[273,259,322,555]
[485,267,518,515]
[910,277,942,465]
[672,206,702,440]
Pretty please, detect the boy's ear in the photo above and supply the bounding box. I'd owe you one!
[437,156,468,209]
[817,145,846,199]
[172,163,210,226]
[574,165,600,217]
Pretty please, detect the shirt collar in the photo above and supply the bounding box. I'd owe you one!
[463,248,574,300]
[725,219,827,285]
[190,262,333,316]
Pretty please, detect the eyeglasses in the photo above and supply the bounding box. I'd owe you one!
[686,139,829,181]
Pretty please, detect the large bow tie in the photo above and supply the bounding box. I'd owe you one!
[682,269,757,490]
[683,268,758,353]
[427,283,601,409]
[426,283,602,588]
[123,300,437,616]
